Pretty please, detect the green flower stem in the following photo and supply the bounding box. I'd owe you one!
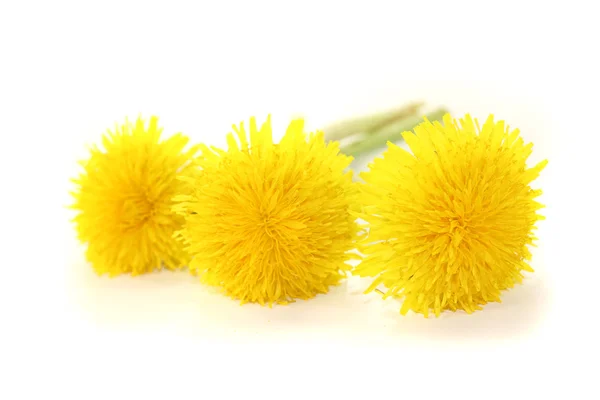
[339,108,448,158]
[323,102,424,141]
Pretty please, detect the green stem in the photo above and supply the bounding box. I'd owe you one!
[323,102,424,141]
[339,108,448,158]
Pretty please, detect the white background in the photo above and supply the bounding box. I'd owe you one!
[1,1,598,398]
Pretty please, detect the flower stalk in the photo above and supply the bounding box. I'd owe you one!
[322,103,448,158]
[338,108,448,157]
[323,102,425,141]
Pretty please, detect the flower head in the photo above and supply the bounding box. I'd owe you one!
[72,116,199,276]
[356,114,547,317]
[174,116,358,305]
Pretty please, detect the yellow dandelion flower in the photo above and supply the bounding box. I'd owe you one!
[174,116,358,306]
[356,114,547,317]
[72,116,199,276]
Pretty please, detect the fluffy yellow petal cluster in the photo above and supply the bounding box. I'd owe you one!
[72,117,199,276]
[174,116,358,305]
[356,114,547,317]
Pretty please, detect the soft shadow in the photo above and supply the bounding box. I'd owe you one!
[67,238,551,344]
[68,250,361,339]
[365,273,552,342]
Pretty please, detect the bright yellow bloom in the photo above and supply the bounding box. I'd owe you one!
[174,116,358,306]
[72,117,199,276]
[356,114,547,317]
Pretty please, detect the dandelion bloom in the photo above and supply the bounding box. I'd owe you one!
[72,117,199,276]
[174,116,358,305]
[355,114,547,317]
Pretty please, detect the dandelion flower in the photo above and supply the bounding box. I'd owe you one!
[356,114,547,317]
[174,116,358,305]
[72,116,199,276]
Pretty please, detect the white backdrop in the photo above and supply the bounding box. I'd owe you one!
[1,0,598,398]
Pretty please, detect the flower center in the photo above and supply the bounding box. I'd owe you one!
[119,193,156,231]
[448,216,471,247]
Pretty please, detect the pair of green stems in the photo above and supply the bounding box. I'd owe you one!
[323,102,447,158]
